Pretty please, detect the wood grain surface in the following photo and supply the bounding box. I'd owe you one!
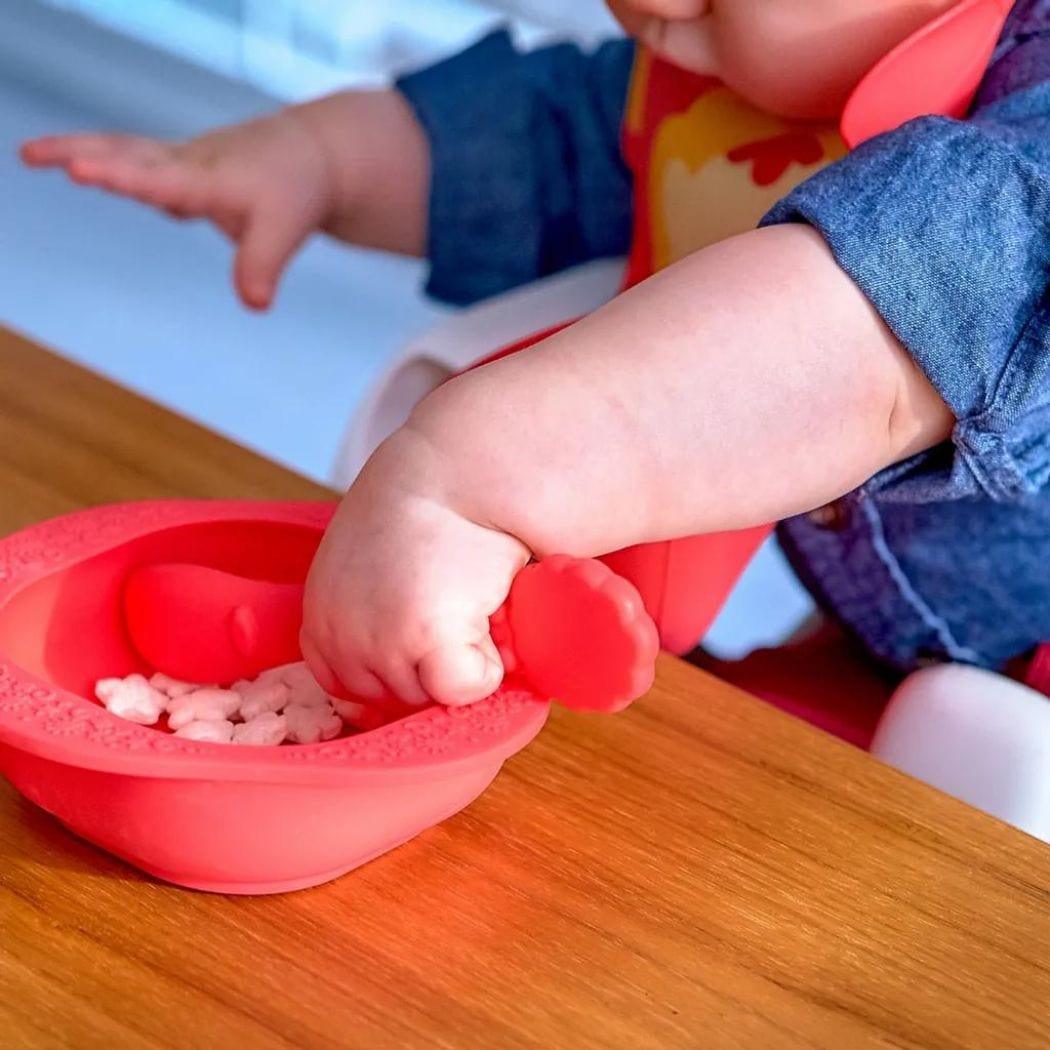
[1,326,1048,1049]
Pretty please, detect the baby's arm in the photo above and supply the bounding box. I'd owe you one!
[414,225,952,548]
[301,224,951,704]
[21,90,428,309]
[306,13,1050,702]
[21,30,634,312]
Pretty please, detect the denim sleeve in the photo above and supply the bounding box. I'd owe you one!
[763,34,1050,505]
[396,30,635,305]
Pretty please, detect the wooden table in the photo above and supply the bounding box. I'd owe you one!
[1,326,1048,1049]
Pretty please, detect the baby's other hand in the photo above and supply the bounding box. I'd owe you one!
[21,112,331,309]
[301,428,530,709]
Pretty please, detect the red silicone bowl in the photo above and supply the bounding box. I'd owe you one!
[0,501,549,894]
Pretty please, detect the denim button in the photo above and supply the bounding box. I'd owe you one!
[807,500,851,531]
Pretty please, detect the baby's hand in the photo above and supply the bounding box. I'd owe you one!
[21,112,331,309]
[301,429,530,708]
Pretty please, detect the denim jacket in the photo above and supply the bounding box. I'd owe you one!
[398,3,1050,673]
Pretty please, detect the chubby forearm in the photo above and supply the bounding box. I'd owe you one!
[407,224,954,555]
[289,89,429,256]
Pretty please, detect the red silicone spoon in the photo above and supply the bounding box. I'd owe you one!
[123,554,659,714]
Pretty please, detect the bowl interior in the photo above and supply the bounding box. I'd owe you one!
[0,519,322,701]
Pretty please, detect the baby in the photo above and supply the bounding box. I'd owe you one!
[23,1,1050,711]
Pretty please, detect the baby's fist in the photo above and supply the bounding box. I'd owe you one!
[300,432,530,709]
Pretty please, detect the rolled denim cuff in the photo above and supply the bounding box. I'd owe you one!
[764,101,1050,503]
[397,30,633,306]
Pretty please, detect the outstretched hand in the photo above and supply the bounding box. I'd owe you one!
[21,112,332,309]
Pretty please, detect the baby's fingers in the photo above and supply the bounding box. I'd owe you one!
[65,154,201,211]
[299,631,386,702]
[22,132,210,218]
[418,636,504,707]
[21,133,169,169]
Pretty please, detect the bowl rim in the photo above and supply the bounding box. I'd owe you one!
[0,500,548,784]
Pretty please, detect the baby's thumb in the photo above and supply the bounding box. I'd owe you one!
[234,205,312,310]
[418,636,504,707]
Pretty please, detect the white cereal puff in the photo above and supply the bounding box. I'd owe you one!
[174,719,235,743]
[148,672,201,699]
[167,688,241,730]
[284,703,342,744]
[238,679,291,722]
[232,711,288,746]
[95,674,166,725]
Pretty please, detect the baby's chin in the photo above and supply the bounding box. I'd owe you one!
[636,21,850,122]
[719,71,852,123]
